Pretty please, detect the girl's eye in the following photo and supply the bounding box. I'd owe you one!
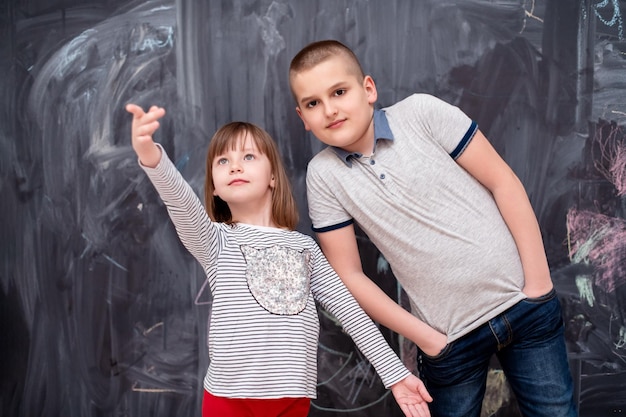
[306,100,318,109]
[217,157,228,165]
[244,154,255,161]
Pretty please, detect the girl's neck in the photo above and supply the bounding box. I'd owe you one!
[229,204,276,228]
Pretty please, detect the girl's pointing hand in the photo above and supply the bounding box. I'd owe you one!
[126,104,166,168]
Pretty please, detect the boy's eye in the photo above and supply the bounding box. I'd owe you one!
[306,100,318,108]
[334,88,346,97]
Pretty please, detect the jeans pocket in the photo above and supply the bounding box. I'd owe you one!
[421,342,452,361]
[515,288,564,341]
[522,287,556,304]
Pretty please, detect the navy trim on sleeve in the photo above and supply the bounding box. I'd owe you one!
[450,120,478,160]
[311,219,354,233]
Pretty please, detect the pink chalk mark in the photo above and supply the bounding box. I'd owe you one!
[591,123,626,196]
[567,208,626,293]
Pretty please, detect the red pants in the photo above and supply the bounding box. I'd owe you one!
[202,390,311,417]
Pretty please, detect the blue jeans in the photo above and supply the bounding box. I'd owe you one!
[418,289,577,417]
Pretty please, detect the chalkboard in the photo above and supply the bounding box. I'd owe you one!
[1,1,625,416]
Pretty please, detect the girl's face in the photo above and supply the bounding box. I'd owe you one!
[211,132,275,208]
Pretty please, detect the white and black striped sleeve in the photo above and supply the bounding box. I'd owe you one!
[139,145,218,270]
[308,241,410,388]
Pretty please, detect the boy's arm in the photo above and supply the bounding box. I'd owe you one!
[455,130,553,297]
[316,224,447,356]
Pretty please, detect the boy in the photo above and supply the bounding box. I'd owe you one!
[288,40,577,417]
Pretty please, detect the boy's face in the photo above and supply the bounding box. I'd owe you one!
[292,55,377,154]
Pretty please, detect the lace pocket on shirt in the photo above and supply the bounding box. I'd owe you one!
[240,245,311,315]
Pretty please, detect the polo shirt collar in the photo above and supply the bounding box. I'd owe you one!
[331,109,395,167]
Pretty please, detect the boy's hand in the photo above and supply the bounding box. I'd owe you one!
[126,104,166,168]
[391,374,433,417]
[417,330,447,357]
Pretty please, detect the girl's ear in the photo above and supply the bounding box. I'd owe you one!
[363,75,378,105]
[270,174,276,189]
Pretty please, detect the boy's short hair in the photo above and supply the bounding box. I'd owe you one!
[289,40,365,98]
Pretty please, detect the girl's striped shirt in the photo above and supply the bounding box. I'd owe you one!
[140,146,410,399]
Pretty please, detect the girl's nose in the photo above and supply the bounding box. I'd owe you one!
[230,163,242,173]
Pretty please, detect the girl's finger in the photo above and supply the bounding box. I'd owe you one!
[125,103,145,117]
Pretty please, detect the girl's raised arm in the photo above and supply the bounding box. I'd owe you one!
[126,104,166,168]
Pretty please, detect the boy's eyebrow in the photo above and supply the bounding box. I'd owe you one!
[298,96,313,106]
[298,81,346,106]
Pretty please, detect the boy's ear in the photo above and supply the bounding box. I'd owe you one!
[363,75,378,105]
[295,106,311,131]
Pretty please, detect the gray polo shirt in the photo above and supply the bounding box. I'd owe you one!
[306,93,526,342]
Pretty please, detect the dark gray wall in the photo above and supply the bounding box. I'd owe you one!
[1,1,625,416]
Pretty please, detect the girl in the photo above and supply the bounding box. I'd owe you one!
[126,104,432,417]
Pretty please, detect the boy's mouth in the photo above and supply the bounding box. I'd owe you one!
[327,118,346,129]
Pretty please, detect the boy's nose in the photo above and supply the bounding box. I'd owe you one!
[325,104,338,117]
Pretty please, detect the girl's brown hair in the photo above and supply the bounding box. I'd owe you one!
[204,122,299,230]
